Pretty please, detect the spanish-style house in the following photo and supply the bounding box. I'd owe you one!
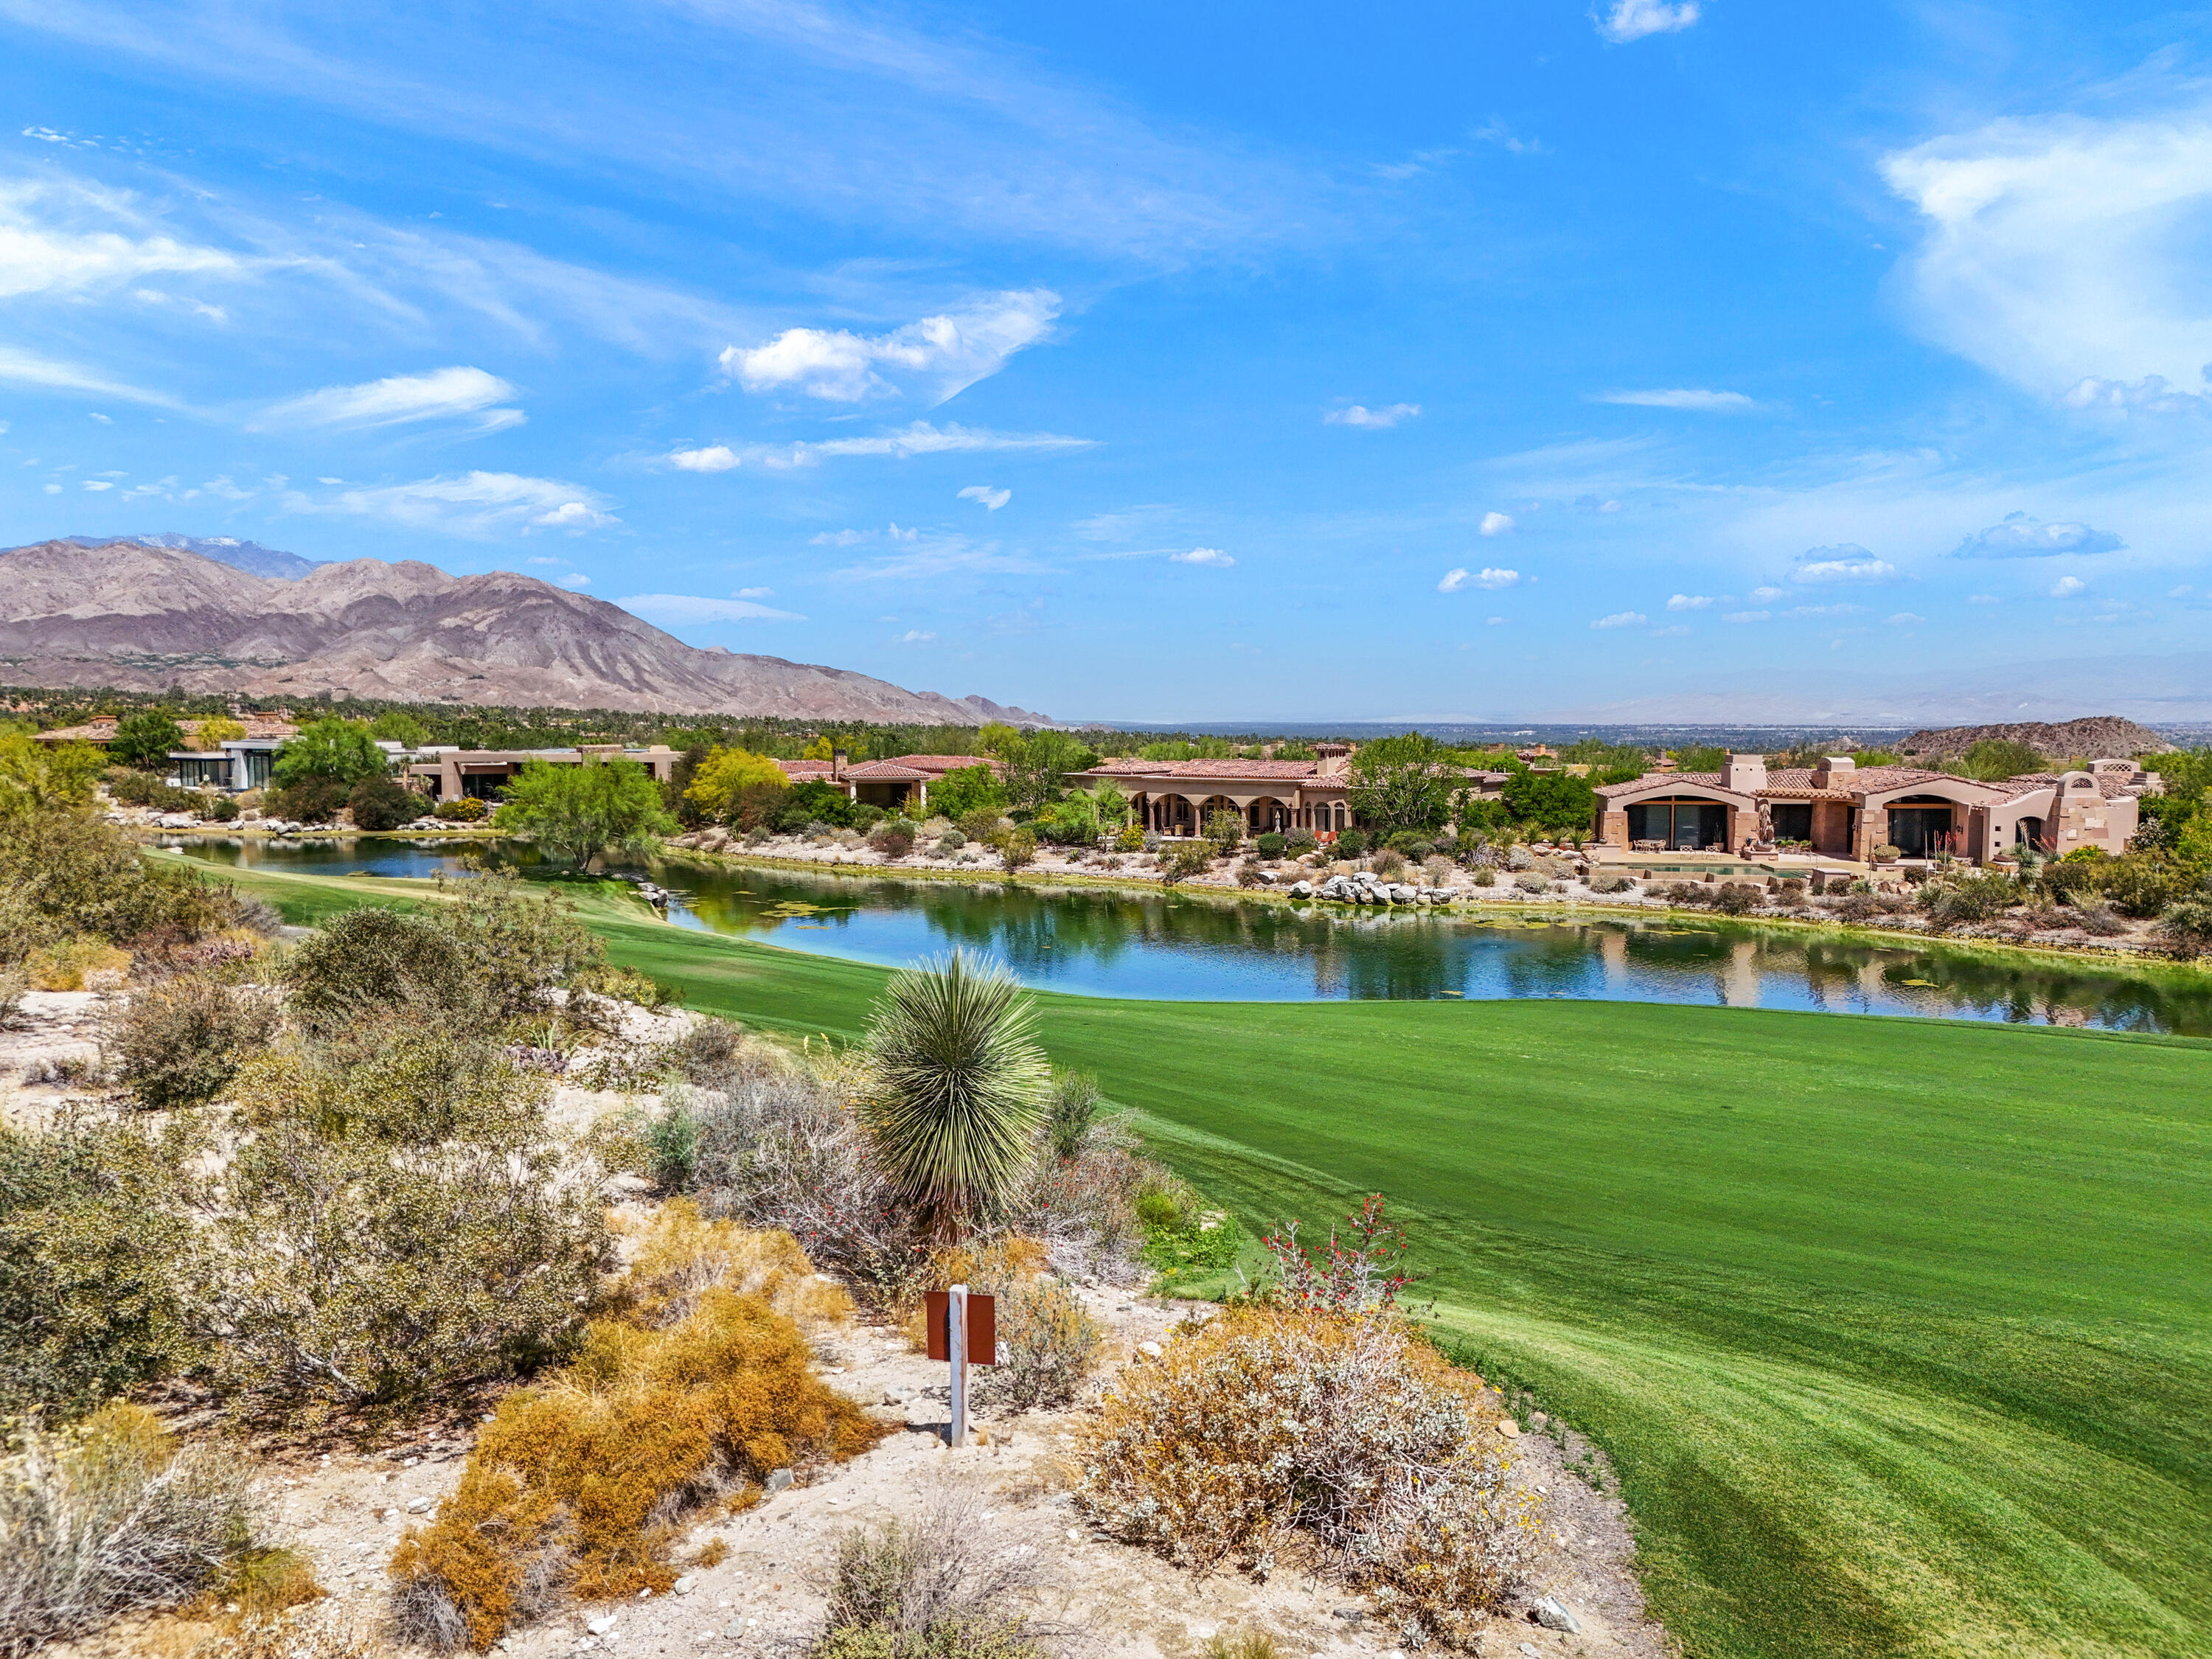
[776,751,1006,812]
[407,744,679,801]
[1592,754,2161,863]
[1074,745,1511,837]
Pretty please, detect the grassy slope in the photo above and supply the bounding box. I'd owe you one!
[195,859,2212,1659]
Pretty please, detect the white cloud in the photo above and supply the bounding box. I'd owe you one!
[1325,403,1421,428]
[735,585,774,599]
[722,289,1059,404]
[1723,610,1772,624]
[559,573,590,587]
[1792,545,1899,584]
[1750,585,1784,602]
[88,411,112,424]
[302,470,618,537]
[1666,594,1715,611]
[618,594,805,623]
[1596,0,1700,43]
[0,175,248,300]
[958,484,1012,510]
[1969,593,2000,605]
[1486,616,1505,625]
[1785,603,1866,618]
[1172,547,1235,567]
[2171,584,2194,598]
[1590,611,1648,629]
[81,479,113,491]
[1594,388,1753,411]
[833,535,1047,583]
[668,445,741,473]
[751,422,1093,468]
[261,366,521,432]
[0,345,181,407]
[1438,566,1520,592]
[810,523,919,547]
[1950,510,2124,557]
[2051,575,2086,598]
[899,629,938,643]
[202,476,251,500]
[1478,511,1515,537]
[1650,624,1691,637]
[41,483,59,493]
[526,554,563,566]
[1882,111,2212,397]
[1887,612,1927,625]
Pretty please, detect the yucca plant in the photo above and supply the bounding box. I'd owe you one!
[860,951,1049,1238]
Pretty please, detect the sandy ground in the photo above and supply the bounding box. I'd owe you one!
[77,1287,1663,1659]
[0,990,111,1131]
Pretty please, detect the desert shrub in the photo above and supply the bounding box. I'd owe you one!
[1200,809,1245,855]
[936,830,967,854]
[1203,1636,1284,1659]
[434,796,490,823]
[1777,877,1806,902]
[282,906,479,1033]
[1252,832,1286,859]
[1512,872,1549,895]
[1140,1197,1242,1284]
[0,810,224,957]
[2040,857,2105,905]
[956,808,1005,845]
[186,1602,383,1659]
[105,768,196,811]
[2154,900,2212,959]
[809,1490,1046,1659]
[1471,866,1495,888]
[1114,823,1146,853]
[24,936,132,991]
[611,1201,854,1333]
[2073,904,2128,937]
[1334,829,1368,858]
[232,1020,549,1144]
[1074,1304,1535,1648]
[1043,1070,1099,1162]
[869,821,918,860]
[1587,869,1634,895]
[980,1274,1101,1410]
[690,1060,928,1304]
[1711,881,1764,917]
[0,1405,276,1656]
[0,1119,193,1417]
[347,775,417,832]
[265,777,347,824]
[996,830,1037,872]
[1921,872,2020,929]
[1007,1116,1152,1285]
[108,974,279,1110]
[0,967,22,1029]
[2104,857,2183,919]
[434,874,605,1022]
[1372,849,1407,879]
[1504,844,1533,872]
[184,1054,608,1417]
[1234,861,1265,888]
[1284,827,1317,854]
[1161,843,1212,883]
[389,1284,885,1649]
[1422,855,1454,885]
[206,793,242,823]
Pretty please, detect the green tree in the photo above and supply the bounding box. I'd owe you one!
[0,731,105,814]
[274,718,387,787]
[993,729,1099,812]
[685,746,787,823]
[1501,768,1596,833]
[1348,734,1456,835]
[109,710,187,771]
[494,757,676,866]
[860,951,1049,1238]
[369,710,428,746]
[1203,807,1246,854]
[1958,738,2046,782]
[928,762,1007,823]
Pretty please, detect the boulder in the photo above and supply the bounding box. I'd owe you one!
[1288,880,1315,898]
[1531,1597,1582,1634]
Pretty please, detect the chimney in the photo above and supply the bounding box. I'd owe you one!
[832,748,849,781]
[1811,755,1855,788]
[1722,753,1767,793]
[1314,742,1351,778]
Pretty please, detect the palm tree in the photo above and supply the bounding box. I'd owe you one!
[860,951,1049,1237]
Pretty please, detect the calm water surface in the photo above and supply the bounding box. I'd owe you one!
[166,836,2212,1035]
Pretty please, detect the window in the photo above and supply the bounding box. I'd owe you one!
[1626,798,1729,849]
[1769,803,1812,843]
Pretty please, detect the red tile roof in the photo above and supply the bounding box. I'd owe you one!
[841,760,932,781]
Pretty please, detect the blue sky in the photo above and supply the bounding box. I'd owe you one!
[4,0,2211,722]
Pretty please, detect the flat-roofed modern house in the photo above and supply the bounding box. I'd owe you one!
[33,714,301,791]
[1593,754,2160,863]
[406,744,678,801]
[1074,745,1511,837]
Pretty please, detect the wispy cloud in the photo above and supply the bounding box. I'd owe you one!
[1950,510,2124,558]
[1478,511,1515,536]
[294,471,617,537]
[1594,0,1700,44]
[618,593,804,623]
[1666,594,1715,610]
[0,344,184,408]
[1072,505,1177,542]
[1172,547,1235,568]
[1438,566,1519,592]
[260,365,522,432]
[0,175,250,300]
[2051,575,2087,598]
[1325,403,1420,428]
[958,484,1012,510]
[832,532,1047,582]
[1590,610,1648,629]
[675,422,1093,471]
[1594,388,1755,411]
[721,290,1060,403]
[898,629,937,643]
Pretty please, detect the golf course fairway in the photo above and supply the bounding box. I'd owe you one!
[192,860,2212,1659]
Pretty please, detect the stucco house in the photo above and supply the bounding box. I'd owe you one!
[1592,753,2161,863]
[1074,745,1511,837]
[407,744,678,801]
[778,751,1006,812]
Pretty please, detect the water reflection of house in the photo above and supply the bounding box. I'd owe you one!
[1593,753,2160,862]
[1075,745,1511,836]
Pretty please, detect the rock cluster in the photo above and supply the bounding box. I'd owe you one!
[1290,873,1458,905]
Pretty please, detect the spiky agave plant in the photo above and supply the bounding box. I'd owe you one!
[861,950,1050,1238]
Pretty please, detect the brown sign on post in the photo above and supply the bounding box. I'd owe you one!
[923,1290,997,1365]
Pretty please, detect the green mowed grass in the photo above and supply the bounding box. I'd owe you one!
[190,859,2212,1659]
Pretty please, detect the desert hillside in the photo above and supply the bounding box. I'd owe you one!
[0,539,1051,726]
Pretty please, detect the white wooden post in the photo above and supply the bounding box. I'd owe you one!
[947,1282,968,1448]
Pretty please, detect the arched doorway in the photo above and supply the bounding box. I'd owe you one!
[1886,795,1963,858]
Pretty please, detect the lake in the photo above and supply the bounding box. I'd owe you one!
[164,835,2212,1035]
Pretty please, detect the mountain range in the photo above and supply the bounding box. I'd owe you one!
[0,538,1052,726]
